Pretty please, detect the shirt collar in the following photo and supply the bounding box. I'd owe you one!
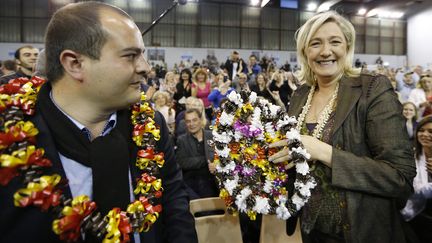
[49,91,117,140]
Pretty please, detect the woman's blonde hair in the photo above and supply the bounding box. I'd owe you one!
[418,76,432,91]
[152,90,170,105]
[295,11,360,86]
[185,96,207,127]
[193,68,209,83]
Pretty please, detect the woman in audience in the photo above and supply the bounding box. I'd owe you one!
[250,72,276,104]
[234,72,250,92]
[160,71,177,97]
[401,115,432,243]
[269,69,293,109]
[152,91,176,135]
[403,101,418,141]
[409,75,432,119]
[174,68,192,115]
[191,68,212,121]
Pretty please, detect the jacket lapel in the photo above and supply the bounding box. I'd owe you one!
[331,76,362,138]
[288,85,311,117]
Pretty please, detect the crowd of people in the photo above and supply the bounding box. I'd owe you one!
[0,2,431,243]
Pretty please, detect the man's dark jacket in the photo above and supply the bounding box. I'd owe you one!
[0,98,197,242]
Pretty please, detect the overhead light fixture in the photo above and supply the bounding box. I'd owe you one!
[317,0,341,13]
[251,0,260,6]
[307,2,318,11]
[261,0,270,7]
[366,8,379,17]
[358,8,367,15]
[390,12,404,18]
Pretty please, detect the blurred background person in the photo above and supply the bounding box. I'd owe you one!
[403,101,419,142]
[401,115,432,243]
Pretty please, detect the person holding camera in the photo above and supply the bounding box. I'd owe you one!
[269,69,294,109]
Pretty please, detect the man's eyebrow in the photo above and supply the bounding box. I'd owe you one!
[121,47,144,53]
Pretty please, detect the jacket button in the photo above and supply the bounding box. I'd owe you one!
[343,223,350,231]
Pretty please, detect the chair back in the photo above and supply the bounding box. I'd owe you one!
[190,197,243,243]
[259,215,303,243]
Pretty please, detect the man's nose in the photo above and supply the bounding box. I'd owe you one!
[136,53,151,76]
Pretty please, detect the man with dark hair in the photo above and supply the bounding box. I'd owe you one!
[0,60,17,76]
[224,50,248,82]
[0,2,196,243]
[176,109,218,199]
[0,45,39,84]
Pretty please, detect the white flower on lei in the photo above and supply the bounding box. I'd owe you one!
[228,91,243,106]
[263,179,273,193]
[236,187,253,212]
[291,147,311,160]
[295,161,310,175]
[249,92,257,104]
[219,111,235,126]
[295,180,317,198]
[224,176,239,195]
[234,130,243,142]
[215,145,230,158]
[285,128,301,143]
[212,130,232,144]
[269,104,280,117]
[291,193,306,211]
[253,196,271,214]
[216,161,236,173]
[276,204,291,220]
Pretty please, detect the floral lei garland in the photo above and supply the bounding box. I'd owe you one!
[212,90,316,220]
[0,77,164,243]
[295,82,339,139]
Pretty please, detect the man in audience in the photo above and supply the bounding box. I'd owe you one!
[176,109,218,199]
[0,60,17,76]
[224,50,248,81]
[0,45,39,84]
[0,2,197,242]
[247,54,262,84]
[397,71,418,102]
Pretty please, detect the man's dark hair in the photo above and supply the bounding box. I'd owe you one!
[2,60,17,71]
[185,108,202,119]
[14,45,36,60]
[44,1,131,83]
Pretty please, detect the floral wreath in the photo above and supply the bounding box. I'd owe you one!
[0,77,164,242]
[212,90,316,220]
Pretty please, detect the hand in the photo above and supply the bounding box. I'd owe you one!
[268,139,295,169]
[208,161,216,174]
[300,135,333,167]
[427,158,432,174]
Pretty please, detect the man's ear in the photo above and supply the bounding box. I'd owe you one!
[59,50,84,81]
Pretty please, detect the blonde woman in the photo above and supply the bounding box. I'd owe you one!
[152,91,176,134]
[269,11,415,242]
[160,71,177,97]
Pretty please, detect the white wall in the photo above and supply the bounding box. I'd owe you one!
[0,42,406,70]
[408,6,432,69]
